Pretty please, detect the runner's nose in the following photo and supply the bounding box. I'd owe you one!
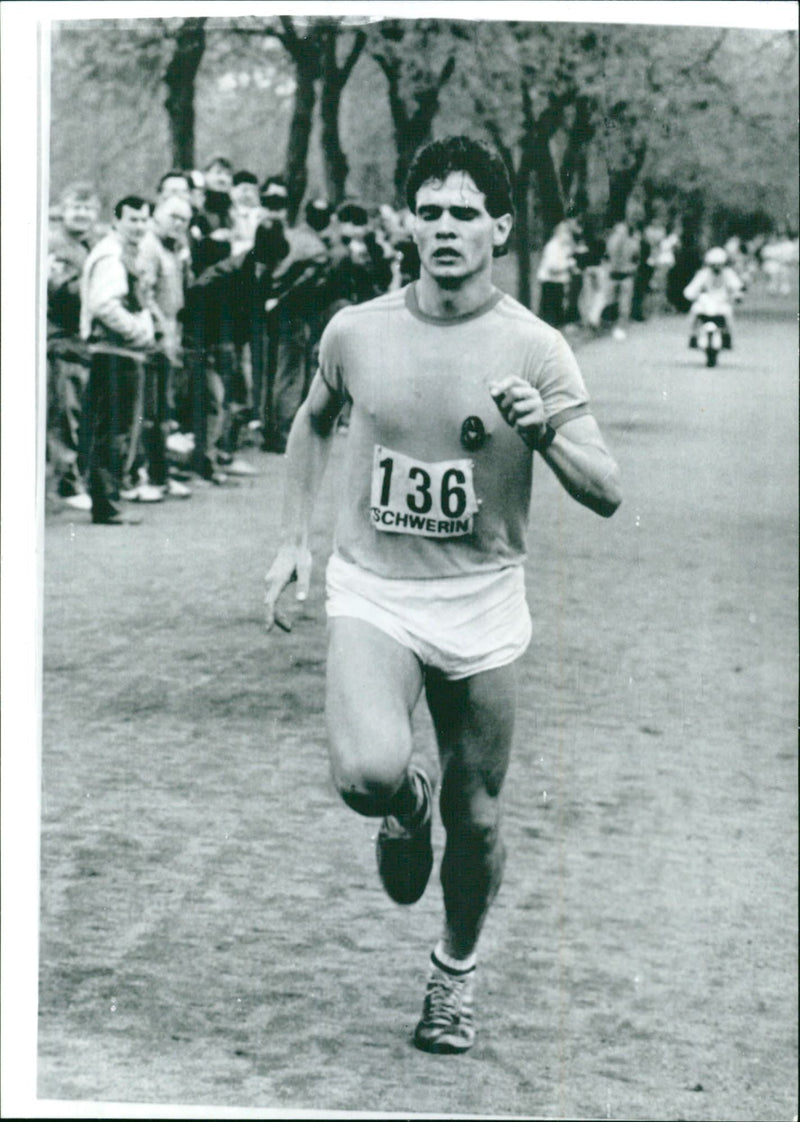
[435,211,457,236]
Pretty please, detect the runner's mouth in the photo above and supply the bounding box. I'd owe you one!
[433,249,460,260]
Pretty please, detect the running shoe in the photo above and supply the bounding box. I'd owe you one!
[376,767,433,905]
[414,959,476,1054]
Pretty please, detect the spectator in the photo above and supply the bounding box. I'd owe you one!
[302,198,337,366]
[605,207,641,339]
[184,217,290,479]
[260,178,329,454]
[79,195,157,524]
[536,220,575,327]
[564,217,587,325]
[137,193,194,498]
[325,202,394,313]
[187,169,206,212]
[305,197,335,247]
[157,169,192,204]
[231,170,261,209]
[46,182,100,509]
[192,157,235,274]
[651,221,680,314]
[632,216,661,322]
[667,220,702,314]
[575,220,608,330]
[230,171,264,256]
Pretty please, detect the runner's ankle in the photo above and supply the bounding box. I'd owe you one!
[433,942,477,974]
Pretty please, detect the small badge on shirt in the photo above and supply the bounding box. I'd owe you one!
[370,444,479,538]
[460,415,487,452]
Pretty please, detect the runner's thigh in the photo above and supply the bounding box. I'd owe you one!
[326,616,424,790]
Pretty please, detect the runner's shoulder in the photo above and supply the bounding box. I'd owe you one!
[326,288,407,336]
[492,290,570,352]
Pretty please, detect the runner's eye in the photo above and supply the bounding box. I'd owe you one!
[450,207,479,221]
[418,207,443,222]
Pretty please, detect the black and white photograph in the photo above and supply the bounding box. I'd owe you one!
[2,1,798,1118]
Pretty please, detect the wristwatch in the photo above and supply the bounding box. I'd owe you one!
[536,423,557,453]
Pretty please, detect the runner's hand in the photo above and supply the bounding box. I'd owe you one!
[489,376,547,448]
[264,543,312,632]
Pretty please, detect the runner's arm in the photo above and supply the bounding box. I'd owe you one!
[263,372,344,629]
[490,376,621,518]
[537,414,622,518]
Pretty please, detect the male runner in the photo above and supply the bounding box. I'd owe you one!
[264,137,621,1053]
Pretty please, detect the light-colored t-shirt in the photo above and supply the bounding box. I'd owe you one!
[318,282,590,579]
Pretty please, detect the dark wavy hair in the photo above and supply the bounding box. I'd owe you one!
[114,195,151,219]
[405,136,513,220]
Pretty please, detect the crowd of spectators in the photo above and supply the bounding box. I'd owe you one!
[46,157,419,522]
[46,159,796,523]
[533,203,795,340]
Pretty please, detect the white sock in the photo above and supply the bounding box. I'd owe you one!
[433,941,476,975]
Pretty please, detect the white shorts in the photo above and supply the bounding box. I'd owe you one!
[325,553,532,680]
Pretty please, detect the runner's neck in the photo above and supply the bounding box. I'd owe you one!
[415,269,496,320]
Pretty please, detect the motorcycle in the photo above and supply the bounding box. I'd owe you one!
[697,313,726,368]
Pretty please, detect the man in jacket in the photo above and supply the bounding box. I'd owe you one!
[80,195,156,524]
[46,182,100,509]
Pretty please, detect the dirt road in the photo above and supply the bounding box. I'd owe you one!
[37,287,797,1119]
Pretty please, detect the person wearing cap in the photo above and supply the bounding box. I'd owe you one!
[683,246,744,349]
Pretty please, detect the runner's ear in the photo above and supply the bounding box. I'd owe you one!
[492,214,512,254]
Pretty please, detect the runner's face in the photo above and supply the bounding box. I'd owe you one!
[413,172,510,287]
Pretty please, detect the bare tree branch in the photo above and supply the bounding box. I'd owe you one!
[339,29,367,87]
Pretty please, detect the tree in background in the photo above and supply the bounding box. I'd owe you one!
[464,21,605,305]
[228,14,369,216]
[319,20,368,205]
[50,17,208,174]
[367,19,461,204]
[163,18,207,169]
[49,14,798,307]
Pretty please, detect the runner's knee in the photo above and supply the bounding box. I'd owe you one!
[440,783,503,846]
[333,764,406,817]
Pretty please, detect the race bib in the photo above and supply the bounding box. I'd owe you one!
[370,444,479,538]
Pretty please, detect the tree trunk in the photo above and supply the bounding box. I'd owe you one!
[514,163,534,308]
[319,26,366,206]
[284,56,317,223]
[606,141,647,225]
[375,51,455,205]
[163,17,206,170]
[529,129,564,237]
[560,96,594,216]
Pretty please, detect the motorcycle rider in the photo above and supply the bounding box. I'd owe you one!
[684,246,744,350]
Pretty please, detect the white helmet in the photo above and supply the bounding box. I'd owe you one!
[705,247,727,267]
